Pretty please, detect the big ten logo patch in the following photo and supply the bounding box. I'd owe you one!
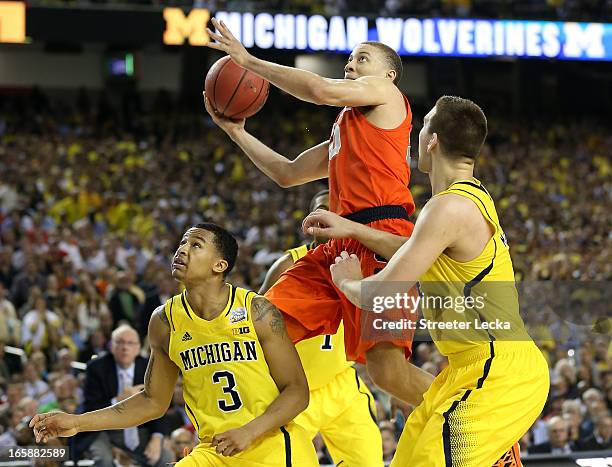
[232,326,250,336]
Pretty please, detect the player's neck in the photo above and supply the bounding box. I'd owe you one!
[430,158,474,195]
[183,281,231,321]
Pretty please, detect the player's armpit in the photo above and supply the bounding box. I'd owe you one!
[247,297,309,440]
[313,76,394,107]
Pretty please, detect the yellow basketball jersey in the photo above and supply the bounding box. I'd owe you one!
[165,285,281,443]
[287,244,353,390]
[419,178,531,356]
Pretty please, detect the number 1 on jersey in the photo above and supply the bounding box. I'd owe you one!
[321,334,333,351]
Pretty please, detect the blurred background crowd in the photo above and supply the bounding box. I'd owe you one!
[0,87,610,464]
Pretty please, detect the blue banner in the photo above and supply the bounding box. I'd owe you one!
[215,12,612,61]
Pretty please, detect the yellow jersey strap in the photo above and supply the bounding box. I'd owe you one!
[286,242,315,263]
[441,179,501,234]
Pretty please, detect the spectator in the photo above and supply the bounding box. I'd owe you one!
[23,361,51,401]
[21,297,62,354]
[0,282,20,345]
[380,420,398,462]
[169,428,196,462]
[76,325,171,467]
[577,414,612,451]
[529,416,575,454]
[107,271,145,329]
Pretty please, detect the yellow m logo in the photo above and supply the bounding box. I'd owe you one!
[163,8,210,46]
[0,2,26,44]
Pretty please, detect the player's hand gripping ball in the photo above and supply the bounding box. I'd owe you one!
[204,56,269,120]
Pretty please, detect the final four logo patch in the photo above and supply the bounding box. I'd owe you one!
[229,307,247,324]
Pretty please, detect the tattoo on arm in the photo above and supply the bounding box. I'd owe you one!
[111,402,127,414]
[143,353,154,399]
[252,298,286,337]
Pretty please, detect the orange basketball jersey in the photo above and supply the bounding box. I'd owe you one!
[327,95,415,216]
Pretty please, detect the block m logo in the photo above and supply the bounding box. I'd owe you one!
[0,2,26,44]
[163,8,210,46]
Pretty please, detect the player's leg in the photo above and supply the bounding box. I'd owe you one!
[175,444,223,467]
[318,368,383,467]
[265,243,342,342]
[397,342,548,466]
[365,342,434,405]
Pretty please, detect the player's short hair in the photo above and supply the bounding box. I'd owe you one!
[309,189,330,212]
[429,96,487,160]
[193,223,238,277]
[361,41,403,85]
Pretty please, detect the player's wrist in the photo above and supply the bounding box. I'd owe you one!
[72,414,85,433]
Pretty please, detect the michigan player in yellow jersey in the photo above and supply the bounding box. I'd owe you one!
[259,190,383,467]
[302,97,547,466]
[30,223,318,466]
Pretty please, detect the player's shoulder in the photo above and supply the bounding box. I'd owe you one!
[423,193,479,223]
[149,303,173,335]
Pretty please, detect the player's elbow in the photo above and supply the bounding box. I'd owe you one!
[295,384,310,413]
[142,392,170,420]
[294,375,311,412]
[307,77,342,106]
[310,84,342,107]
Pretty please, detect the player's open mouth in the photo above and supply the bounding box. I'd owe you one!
[173,259,187,269]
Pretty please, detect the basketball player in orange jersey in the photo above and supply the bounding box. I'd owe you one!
[205,17,434,406]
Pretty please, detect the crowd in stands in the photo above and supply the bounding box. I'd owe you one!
[0,89,610,464]
[25,0,612,21]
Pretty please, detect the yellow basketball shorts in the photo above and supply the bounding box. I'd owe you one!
[392,341,549,467]
[295,367,383,467]
[175,423,318,466]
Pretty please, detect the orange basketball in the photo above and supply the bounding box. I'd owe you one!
[204,56,269,120]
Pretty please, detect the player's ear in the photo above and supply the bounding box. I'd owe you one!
[387,69,396,82]
[427,133,439,152]
[213,259,229,275]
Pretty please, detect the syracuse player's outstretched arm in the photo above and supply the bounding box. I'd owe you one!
[30,307,179,443]
[211,297,309,456]
[258,253,294,294]
[203,94,328,187]
[205,18,394,107]
[303,209,408,261]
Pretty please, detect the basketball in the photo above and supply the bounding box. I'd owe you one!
[205,56,269,120]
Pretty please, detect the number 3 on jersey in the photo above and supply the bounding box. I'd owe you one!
[328,123,341,160]
[212,370,243,412]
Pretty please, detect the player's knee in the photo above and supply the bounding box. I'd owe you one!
[365,343,403,390]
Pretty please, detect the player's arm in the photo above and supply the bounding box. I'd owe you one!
[331,196,466,307]
[30,307,179,442]
[258,253,294,294]
[206,18,394,107]
[203,95,329,188]
[303,209,408,260]
[211,297,309,456]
